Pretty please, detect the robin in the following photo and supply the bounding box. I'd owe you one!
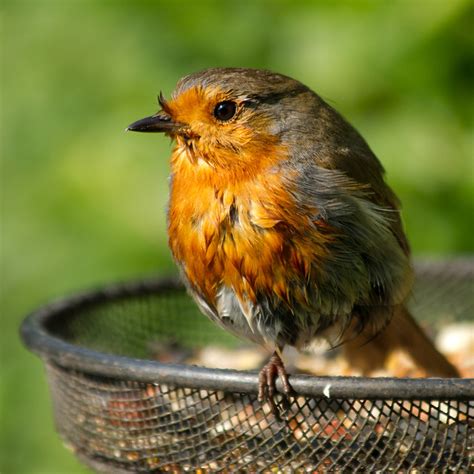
[128,68,459,414]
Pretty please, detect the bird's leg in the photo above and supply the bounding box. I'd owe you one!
[258,349,295,418]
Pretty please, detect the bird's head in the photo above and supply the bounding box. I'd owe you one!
[127,68,317,173]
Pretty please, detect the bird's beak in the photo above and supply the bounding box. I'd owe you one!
[126,113,181,133]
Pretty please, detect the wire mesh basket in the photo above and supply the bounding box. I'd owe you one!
[21,259,474,472]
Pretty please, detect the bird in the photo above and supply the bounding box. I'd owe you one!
[128,67,459,414]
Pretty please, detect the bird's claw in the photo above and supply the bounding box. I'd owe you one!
[258,352,295,420]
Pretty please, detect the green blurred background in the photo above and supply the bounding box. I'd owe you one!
[2,0,473,472]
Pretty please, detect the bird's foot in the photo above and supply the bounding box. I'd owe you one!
[258,351,295,419]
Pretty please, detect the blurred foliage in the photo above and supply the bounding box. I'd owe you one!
[1,0,473,472]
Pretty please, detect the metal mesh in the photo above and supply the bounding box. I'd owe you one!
[46,365,472,472]
[22,260,474,472]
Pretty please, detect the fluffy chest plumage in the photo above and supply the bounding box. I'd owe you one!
[166,144,411,349]
[168,154,306,306]
[167,155,324,348]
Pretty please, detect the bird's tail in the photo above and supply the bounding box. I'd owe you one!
[343,305,460,378]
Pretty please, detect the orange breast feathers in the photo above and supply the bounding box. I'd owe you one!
[167,145,335,312]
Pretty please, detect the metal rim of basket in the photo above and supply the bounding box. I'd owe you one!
[20,259,474,401]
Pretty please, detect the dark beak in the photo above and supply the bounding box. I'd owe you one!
[126,113,180,133]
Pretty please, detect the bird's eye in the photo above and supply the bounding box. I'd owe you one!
[213,101,237,121]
